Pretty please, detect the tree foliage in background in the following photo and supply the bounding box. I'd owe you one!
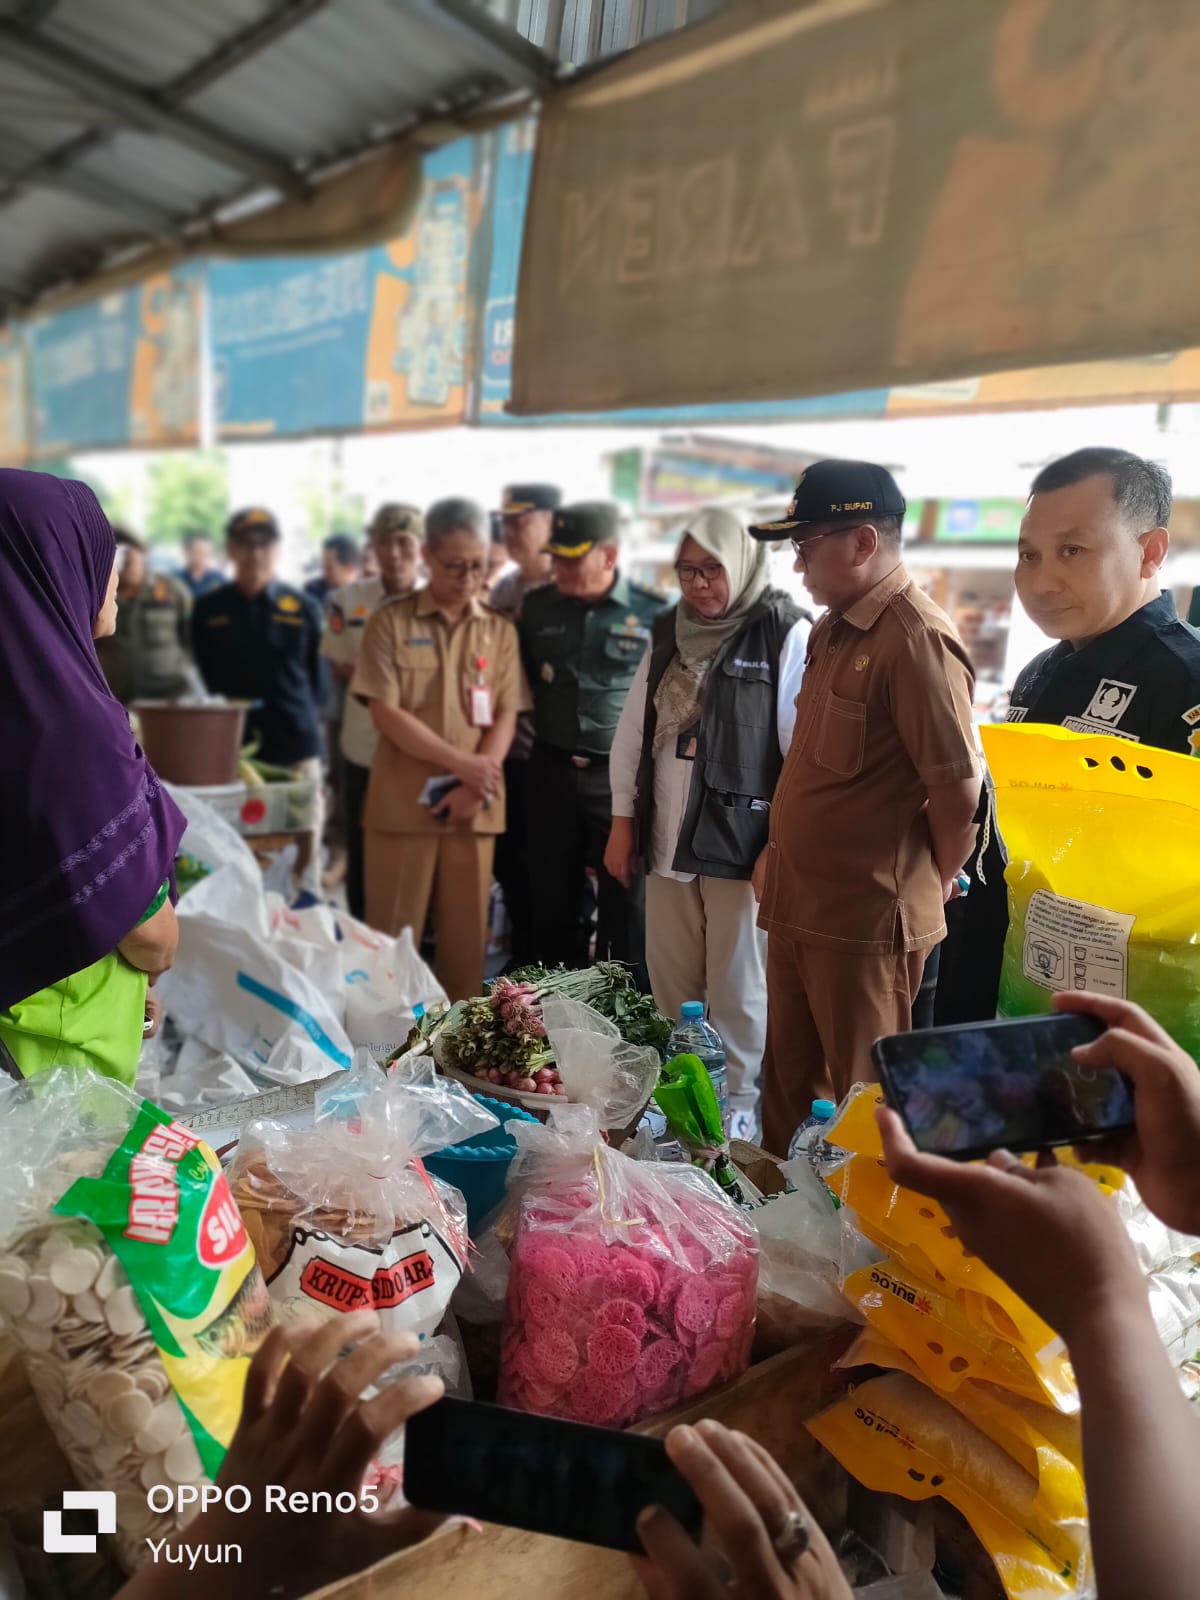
[145,451,230,546]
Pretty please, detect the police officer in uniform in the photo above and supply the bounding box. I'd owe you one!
[520,502,667,971]
[95,528,197,705]
[192,507,324,780]
[938,447,1200,1023]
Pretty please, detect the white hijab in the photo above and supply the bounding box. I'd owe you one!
[653,507,771,749]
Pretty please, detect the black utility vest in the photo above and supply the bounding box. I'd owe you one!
[634,589,805,881]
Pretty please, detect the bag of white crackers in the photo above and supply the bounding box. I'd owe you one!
[0,1067,271,1570]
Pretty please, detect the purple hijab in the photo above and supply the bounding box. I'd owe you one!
[0,469,185,1009]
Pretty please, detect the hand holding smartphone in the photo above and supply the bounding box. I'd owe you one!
[403,1396,703,1553]
[873,1013,1134,1161]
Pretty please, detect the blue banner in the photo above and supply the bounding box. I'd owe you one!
[28,266,202,454]
[474,117,889,426]
[211,140,478,439]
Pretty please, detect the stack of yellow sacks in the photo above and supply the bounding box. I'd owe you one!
[804,1085,1105,1600]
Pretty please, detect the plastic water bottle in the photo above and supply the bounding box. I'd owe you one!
[788,1098,837,1168]
[667,1002,730,1136]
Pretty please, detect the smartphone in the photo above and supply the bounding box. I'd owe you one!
[873,1013,1133,1161]
[404,1396,704,1553]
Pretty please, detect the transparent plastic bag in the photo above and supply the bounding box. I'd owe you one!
[499,1104,756,1425]
[227,1054,496,1342]
[753,1156,876,1344]
[0,1068,269,1570]
[540,996,659,1129]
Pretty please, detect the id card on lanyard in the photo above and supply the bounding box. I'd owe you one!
[469,655,493,727]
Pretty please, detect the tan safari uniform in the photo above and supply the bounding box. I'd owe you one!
[758,565,978,1154]
[350,588,522,1001]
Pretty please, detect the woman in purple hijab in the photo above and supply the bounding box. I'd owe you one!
[0,469,185,1082]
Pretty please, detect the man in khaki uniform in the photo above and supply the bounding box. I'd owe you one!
[321,503,423,921]
[351,498,521,1000]
[96,529,197,704]
[748,461,980,1155]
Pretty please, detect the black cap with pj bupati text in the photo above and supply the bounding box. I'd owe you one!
[748,460,906,539]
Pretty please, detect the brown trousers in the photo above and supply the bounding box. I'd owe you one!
[364,830,494,1002]
[760,934,927,1157]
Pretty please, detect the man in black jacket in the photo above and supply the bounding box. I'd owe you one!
[938,447,1200,1023]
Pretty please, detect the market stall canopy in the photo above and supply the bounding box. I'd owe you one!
[0,0,725,310]
[511,0,1200,415]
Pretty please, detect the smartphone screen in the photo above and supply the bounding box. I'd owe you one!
[873,1013,1133,1161]
[404,1396,703,1553]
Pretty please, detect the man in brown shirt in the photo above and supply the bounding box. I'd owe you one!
[350,497,521,1000]
[748,461,980,1154]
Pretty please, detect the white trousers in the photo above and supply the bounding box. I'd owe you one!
[645,872,767,1118]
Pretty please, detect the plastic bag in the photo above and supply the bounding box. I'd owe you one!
[752,1158,876,1345]
[983,723,1200,1056]
[167,782,259,879]
[0,1069,271,1569]
[655,1052,751,1204]
[540,996,660,1129]
[157,861,353,1074]
[842,1256,1076,1412]
[837,1328,1085,1478]
[227,1055,495,1343]
[499,1104,757,1425]
[808,1373,1091,1600]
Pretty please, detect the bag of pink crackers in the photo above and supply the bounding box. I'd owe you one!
[498,1101,757,1427]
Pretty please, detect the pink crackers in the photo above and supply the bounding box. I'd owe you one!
[498,1154,758,1426]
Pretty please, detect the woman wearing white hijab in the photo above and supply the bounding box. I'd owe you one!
[606,508,810,1137]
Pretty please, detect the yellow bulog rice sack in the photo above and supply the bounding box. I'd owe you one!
[842,1255,1077,1411]
[808,1372,1090,1600]
[982,723,1200,1056]
[837,1327,1084,1479]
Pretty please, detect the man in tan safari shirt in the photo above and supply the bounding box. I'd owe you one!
[748,461,980,1155]
[351,497,521,1000]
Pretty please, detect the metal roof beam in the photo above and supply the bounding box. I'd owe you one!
[0,19,307,197]
[0,92,130,126]
[0,132,175,227]
[165,0,335,100]
[403,0,558,92]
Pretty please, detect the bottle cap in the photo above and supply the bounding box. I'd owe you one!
[680,1001,705,1019]
[811,1098,837,1120]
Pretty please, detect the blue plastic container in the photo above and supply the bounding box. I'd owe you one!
[424,1094,539,1230]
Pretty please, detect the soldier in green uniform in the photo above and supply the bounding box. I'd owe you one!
[95,528,198,705]
[519,502,667,971]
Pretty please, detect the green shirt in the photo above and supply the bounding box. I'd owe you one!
[519,573,667,754]
[0,881,168,1085]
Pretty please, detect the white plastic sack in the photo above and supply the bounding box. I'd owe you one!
[167,783,259,876]
[339,921,447,1058]
[267,898,346,1020]
[157,861,353,1075]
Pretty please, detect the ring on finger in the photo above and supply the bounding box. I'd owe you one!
[771,1507,811,1566]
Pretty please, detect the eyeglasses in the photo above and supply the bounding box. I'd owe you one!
[676,562,724,585]
[433,557,487,578]
[789,528,852,565]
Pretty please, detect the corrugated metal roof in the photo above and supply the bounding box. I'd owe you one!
[0,0,726,308]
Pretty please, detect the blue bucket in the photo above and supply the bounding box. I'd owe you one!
[425,1094,539,1231]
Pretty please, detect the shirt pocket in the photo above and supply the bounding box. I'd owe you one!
[392,655,438,710]
[602,630,648,673]
[718,655,774,728]
[814,692,866,778]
